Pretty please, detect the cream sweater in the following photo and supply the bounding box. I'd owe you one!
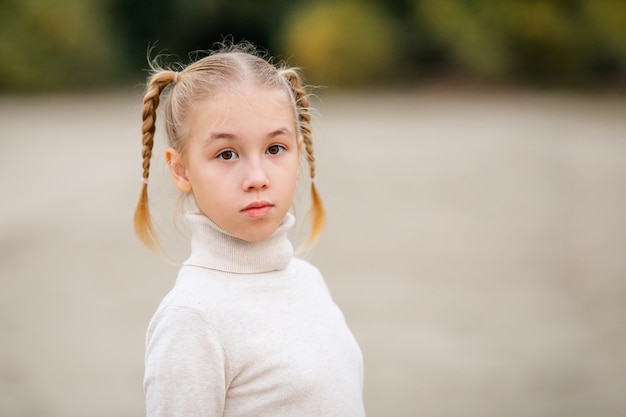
[144,213,365,417]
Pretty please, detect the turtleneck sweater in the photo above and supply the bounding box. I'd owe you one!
[144,213,365,417]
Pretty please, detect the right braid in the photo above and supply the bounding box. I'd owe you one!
[280,69,326,244]
[134,71,177,250]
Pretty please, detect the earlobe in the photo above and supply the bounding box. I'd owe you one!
[165,148,192,193]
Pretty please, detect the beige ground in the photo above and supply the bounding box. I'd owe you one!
[1,90,625,417]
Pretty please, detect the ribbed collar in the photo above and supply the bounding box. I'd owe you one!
[183,212,295,274]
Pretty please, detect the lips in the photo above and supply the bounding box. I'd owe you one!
[241,201,274,219]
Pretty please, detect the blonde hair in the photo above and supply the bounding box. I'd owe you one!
[134,44,325,250]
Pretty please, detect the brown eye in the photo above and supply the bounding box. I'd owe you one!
[217,150,238,161]
[266,145,285,155]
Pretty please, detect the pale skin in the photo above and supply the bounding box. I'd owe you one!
[165,83,302,242]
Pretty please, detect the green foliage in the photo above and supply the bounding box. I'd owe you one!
[0,0,119,92]
[278,1,399,86]
[108,0,305,78]
[498,1,586,81]
[416,0,509,78]
[411,0,626,84]
[582,0,626,72]
[1,0,625,91]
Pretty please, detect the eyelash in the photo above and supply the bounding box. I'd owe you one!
[266,144,286,156]
[216,145,286,161]
[217,150,238,161]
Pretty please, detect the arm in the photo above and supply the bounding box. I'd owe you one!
[144,306,227,417]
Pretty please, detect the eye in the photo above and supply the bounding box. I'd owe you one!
[266,144,286,156]
[217,150,238,161]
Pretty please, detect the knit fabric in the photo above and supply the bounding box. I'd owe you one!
[144,213,365,417]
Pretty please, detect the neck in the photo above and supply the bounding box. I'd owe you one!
[184,212,295,274]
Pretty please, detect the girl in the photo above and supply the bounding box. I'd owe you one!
[134,43,365,417]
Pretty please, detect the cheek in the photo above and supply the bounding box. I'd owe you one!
[286,156,301,183]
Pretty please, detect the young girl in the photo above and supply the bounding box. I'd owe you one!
[134,44,365,417]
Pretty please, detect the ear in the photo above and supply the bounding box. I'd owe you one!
[297,135,303,153]
[165,148,192,193]
[296,136,304,179]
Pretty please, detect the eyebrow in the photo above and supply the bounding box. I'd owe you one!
[208,127,294,142]
[266,127,293,138]
[209,132,237,140]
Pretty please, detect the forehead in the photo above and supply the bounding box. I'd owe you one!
[186,84,297,137]
[214,83,293,113]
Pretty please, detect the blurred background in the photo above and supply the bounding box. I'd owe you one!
[1,0,626,416]
[2,0,626,91]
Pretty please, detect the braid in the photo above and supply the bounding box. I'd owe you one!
[134,70,177,250]
[280,69,326,244]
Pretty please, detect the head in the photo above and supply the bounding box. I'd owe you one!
[134,44,325,249]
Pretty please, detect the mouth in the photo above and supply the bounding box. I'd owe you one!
[241,201,274,219]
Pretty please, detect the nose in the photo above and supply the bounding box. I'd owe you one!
[242,158,269,191]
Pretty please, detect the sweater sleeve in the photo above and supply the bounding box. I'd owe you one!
[144,305,227,417]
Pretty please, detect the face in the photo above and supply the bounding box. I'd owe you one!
[166,84,301,242]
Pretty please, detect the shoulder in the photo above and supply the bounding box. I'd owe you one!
[289,258,331,295]
[146,270,230,338]
[146,303,214,343]
[289,258,324,282]
[162,267,232,310]
[290,257,321,274]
